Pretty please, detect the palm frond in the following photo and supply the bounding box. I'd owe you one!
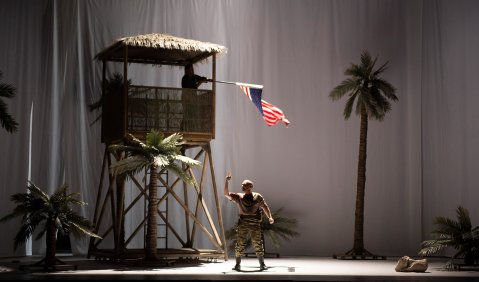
[70,222,102,239]
[265,230,283,248]
[35,226,47,241]
[0,99,18,133]
[123,133,144,147]
[329,78,358,101]
[50,184,70,206]
[419,239,447,256]
[27,181,49,201]
[365,89,387,120]
[110,155,150,176]
[63,191,87,207]
[166,162,195,185]
[158,133,184,154]
[174,155,201,167]
[9,193,32,204]
[372,61,389,77]
[89,72,131,113]
[146,130,164,147]
[343,91,357,119]
[433,216,464,236]
[13,223,35,250]
[355,94,364,116]
[0,71,19,133]
[360,51,375,74]
[161,132,183,145]
[153,155,170,168]
[0,84,16,100]
[108,144,151,157]
[62,210,101,238]
[374,78,398,101]
[370,86,392,114]
[456,206,472,232]
[344,63,362,78]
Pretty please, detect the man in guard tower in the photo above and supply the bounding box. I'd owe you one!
[182,63,210,89]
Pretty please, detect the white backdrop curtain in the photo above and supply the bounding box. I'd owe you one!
[0,0,478,257]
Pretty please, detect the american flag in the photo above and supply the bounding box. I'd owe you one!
[238,83,290,127]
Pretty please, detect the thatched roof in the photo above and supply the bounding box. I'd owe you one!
[95,33,227,66]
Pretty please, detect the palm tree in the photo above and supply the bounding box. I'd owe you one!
[89,72,131,125]
[0,71,19,133]
[0,181,101,267]
[109,130,201,261]
[329,51,398,258]
[419,206,479,268]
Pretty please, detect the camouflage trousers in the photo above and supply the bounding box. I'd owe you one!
[234,215,264,258]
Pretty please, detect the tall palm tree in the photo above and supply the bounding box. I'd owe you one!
[109,130,200,261]
[0,71,19,133]
[329,51,397,258]
[0,181,100,267]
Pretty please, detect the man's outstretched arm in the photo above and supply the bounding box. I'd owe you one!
[224,171,232,200]
[261,202,275,224]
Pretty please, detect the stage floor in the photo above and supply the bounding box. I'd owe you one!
[0,255,478,281]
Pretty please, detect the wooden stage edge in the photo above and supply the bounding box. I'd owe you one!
[89,248,226,262]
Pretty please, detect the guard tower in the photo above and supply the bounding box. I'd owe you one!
[88,33,228,262]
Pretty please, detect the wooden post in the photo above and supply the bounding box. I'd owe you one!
[123,45,128,137]
[206,143,228,260]
[88,146,108,258]
[212,54,216,139]
[183,160,191,247]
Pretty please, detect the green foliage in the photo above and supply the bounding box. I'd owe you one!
[109,130,201,184]
[0,71,19,133]
[225,208,300,252]
[89,72,132,124]
[0,181,101,250]
[419,206,479,268]
[329,51,398,121]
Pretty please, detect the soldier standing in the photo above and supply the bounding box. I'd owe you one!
[224,172,274,271]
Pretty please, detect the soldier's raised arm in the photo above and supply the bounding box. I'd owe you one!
[224,171,232,200]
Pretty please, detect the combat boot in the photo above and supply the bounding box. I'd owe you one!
[232,257,241,271]
[259,256,268,271]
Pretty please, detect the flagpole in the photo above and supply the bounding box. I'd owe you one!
[213,80,264,89]
[213,79,237,85]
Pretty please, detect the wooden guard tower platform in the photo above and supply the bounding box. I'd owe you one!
[88,33,228,262]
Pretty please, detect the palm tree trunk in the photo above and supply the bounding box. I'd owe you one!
[465,251,475,265]
[45,218,57,266]
[116,174,126,253]
[145,165,159,261]
[353,106,368,254]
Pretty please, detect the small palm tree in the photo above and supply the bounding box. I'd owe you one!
[419,206,479,268]
[0,181,101,267]
[0,71,19,133]
[330,51,398,258]
[89,72,131,124]
[225,208,300,255]
[109,130,200,261]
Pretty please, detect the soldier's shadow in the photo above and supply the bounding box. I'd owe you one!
[235,266,272,273]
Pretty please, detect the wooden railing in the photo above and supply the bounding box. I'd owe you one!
[127,85,214,142]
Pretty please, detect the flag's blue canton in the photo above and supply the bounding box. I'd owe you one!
[249,87,264,116]
[238,82,290,127]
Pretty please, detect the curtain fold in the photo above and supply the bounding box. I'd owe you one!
[0,0,478,257]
